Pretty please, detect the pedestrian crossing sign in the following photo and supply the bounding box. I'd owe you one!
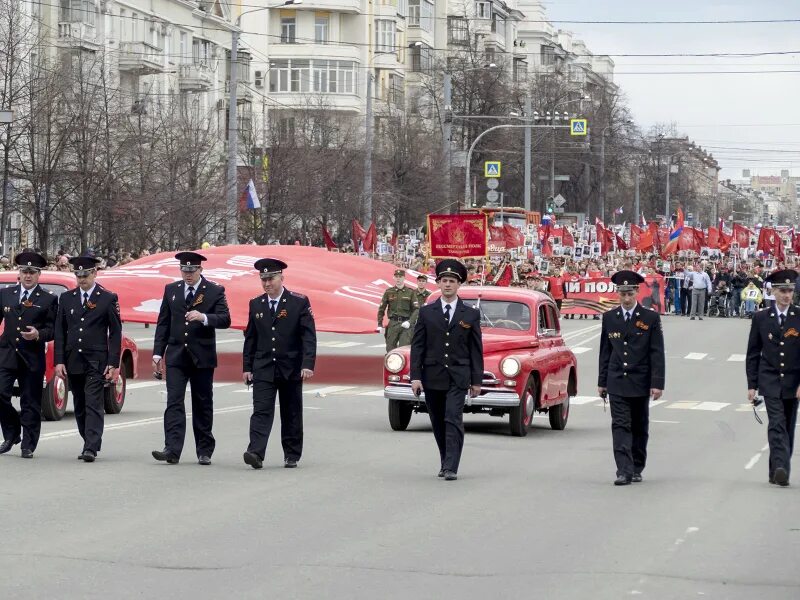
[570,119,588,136]
[484,161,501,178]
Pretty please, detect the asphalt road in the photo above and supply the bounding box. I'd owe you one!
[2,314,799,599]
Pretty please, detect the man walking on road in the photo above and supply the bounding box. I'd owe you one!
[377,269,419,351]
[746,269,800,487]
[688,266,712,320]
[0,252,58,458]
[152,252,231,466]
[598,270,665,486]
[242,258,316,470]
[54,256,122,463]
[410,259,482,481]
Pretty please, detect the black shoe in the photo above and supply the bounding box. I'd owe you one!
[198,455,212,466]
[80,450,96,463]
[0,438,20,454]
[769,477,776,485]
[438,469,445,478]
[243,452,263,470]
[152,449,179,464]
[614,475,632,486]
[632,473,643,483]
[699,317,703,321]
[443,470,457,481]
[21,449,33,459]
[690,317,695,320]
[774,467,789,487]
[284,458,298,468]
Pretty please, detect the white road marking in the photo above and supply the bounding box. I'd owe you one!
[667,401,700,410]
[132,337,154,343]
[649,400,667,407]
[691,402,730,412]
[313,385,356,396]
[651,420,680,424]
[369,344,387,348]
[744,444,770,470]
[217,339,244,345]
[213,383,234,389]
[570,347,592,354]
[727,354,746,362]
[568,332,602,347]
[571,396,601,405]
[684,352,707,360]
[318,341,364,348]
[358,390,386,397]
[561,325,601,339]
[126,381,164,390]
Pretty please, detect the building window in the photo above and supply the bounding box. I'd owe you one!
[375,19,396,53]
[541,45,555,66]
[491,13,506,40]
[179,31,188,64]
[281,17,296,43]
[315,15,329,43]
[388,74,404,107]
[278,117,296,142]
[410,44,433,72]
[397,0,407,18]
[408,0,433,32]
[272,59,357,94]
[513,58,527,83]
[60,0,96,26]
[448,16,468,45]
[475,1,491,19]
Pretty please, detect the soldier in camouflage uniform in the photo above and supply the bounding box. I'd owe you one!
[377,269,420,351]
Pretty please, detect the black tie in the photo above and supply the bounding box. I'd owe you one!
[186,286,195,306]
[270,300,277,317]
[625,312,631,323]
[444,304,451,324]
[82,292,88,308]
[21,290,29,306]
[780,314,786,328]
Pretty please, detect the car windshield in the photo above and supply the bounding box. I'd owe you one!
[462,299,531,331]
[0,282,68,296]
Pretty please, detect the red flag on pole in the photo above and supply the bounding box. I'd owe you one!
[363,223,377,253]
[322,225,338,251]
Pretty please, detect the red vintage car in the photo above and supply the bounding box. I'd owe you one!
[383,287,577,436]
[0,271,139,421]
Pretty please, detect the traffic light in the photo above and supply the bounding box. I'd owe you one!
[546,197,555,214]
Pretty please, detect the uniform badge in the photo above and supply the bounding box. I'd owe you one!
[459,320,471,329]
[635,320,649,331]
[192,294,204,307]
[784,327,799,338]
[86,300,96,309]
[70,309,74,315]
[277,309,288,319]
[3,307,8,313]
[768,333,773,340]
[171,295,176,302]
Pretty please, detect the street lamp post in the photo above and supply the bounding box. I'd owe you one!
[226,0,301,246]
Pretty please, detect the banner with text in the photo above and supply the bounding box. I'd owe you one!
[428,214,488,258]
[560,275,666,315]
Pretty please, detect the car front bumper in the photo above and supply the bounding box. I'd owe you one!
[384,384,520,408]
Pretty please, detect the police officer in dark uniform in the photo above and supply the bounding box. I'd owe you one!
[0,252,58,458]
[54,256,122,463]
[242,258,317,469]
[410,259,483,481]
[598,270,665,486]
[746,269,800,487]
[152,252,231,465]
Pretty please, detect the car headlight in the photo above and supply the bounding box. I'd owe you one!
[385,352,406,374]
[500,357,521,377]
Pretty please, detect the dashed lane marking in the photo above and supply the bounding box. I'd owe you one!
[684,353,707,360]
[571,396,601,405]
[728,354,746,362]
[570,347,593,354]
[127,381,164,391]
[667,401,700,410]
[318,341,365,348]
[691,401,730,411]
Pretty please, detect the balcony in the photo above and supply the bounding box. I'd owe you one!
[56,21,101,51]
[278,0,361,12]
[178,63,214,92]
[224,80,253,103]
[118,42,164,75]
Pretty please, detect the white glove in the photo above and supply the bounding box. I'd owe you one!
[377,326,385,334]
[401,321,411,329]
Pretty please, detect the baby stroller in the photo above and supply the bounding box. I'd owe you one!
[707,285,730,318]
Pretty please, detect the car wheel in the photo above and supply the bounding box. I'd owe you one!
[388,400,412,431]
[509,379,536,437]
[41,375,69,421]
[103,369,126,415]
[549,395,570,430]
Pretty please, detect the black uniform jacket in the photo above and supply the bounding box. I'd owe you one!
[243,289,317,382]
[746,305,800,399]
[598,304,665,397]
[0,284,58,372]
[410,298,483,391]
[54,285,122,371]
[153,277,231,369]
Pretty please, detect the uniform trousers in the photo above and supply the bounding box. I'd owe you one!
[764,396,799,479]
[425,386,466,473]
[69,372,107,453]
[164,359,215,458]
[0,364,45,451]
[609,395,650,477]
[247,377,304,461]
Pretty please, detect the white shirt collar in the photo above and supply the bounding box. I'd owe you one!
[20,284,36,300]
[440,297,457,311]
[776,305,790,318]
[268,288,285,304]
[80,284,96,298]
[620,303,638,318]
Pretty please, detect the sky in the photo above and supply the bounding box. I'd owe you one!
[543,0,800,180]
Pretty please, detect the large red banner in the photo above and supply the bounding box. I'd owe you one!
[560,275,666,315]
[428,214,488,258]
